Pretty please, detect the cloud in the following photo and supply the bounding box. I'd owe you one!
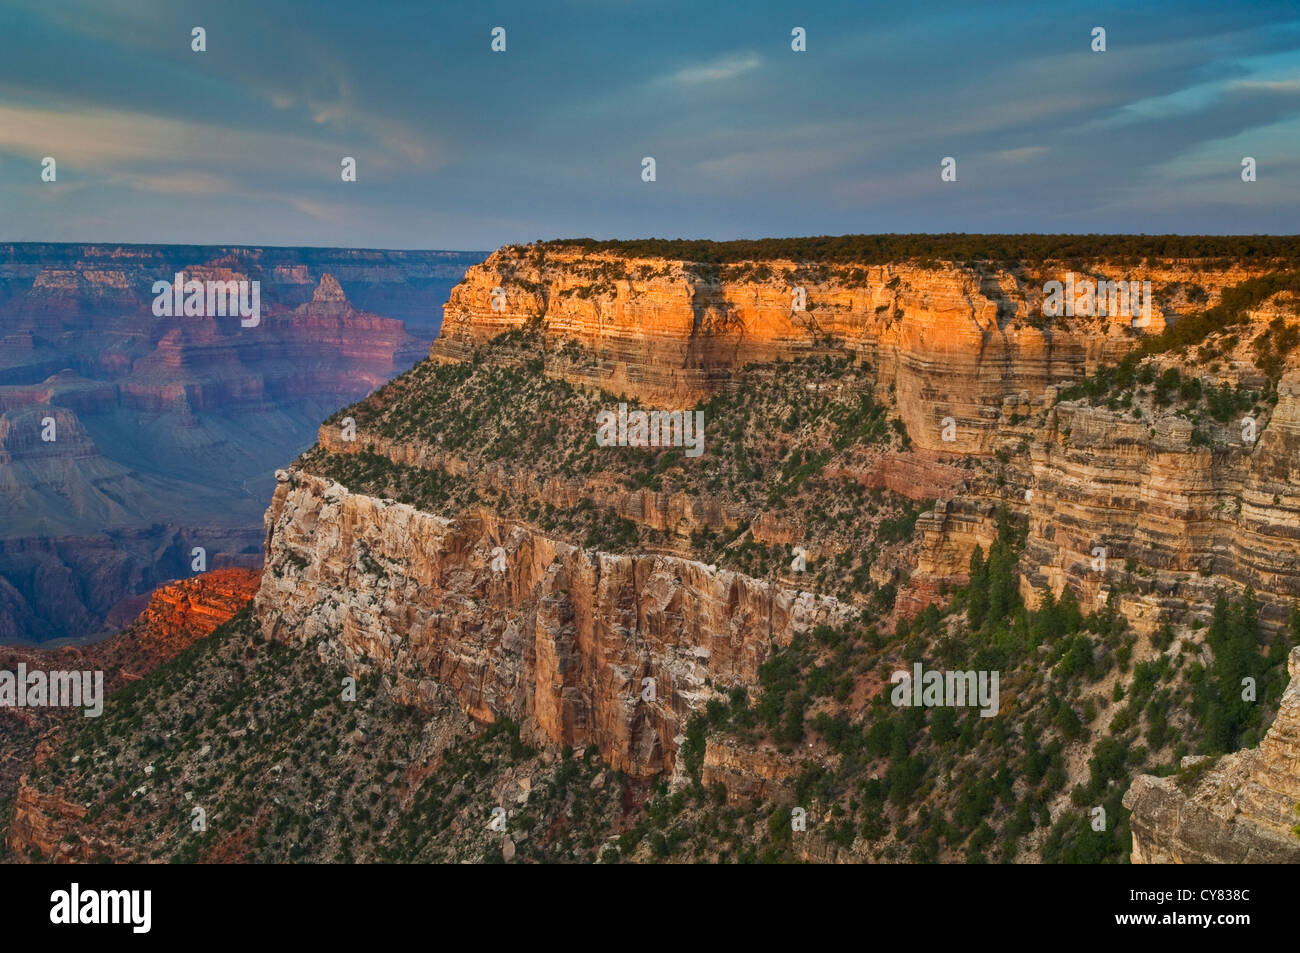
[106,171,236,196]
[0,102,446,177]
[1,0,1297,246]
[664,52,761,86]
[992,146,1050,164]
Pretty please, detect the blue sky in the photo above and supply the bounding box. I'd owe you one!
[1,0,1298,248]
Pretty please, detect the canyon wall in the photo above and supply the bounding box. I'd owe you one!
[910,363,1300,634]
[254,470,846,776]
[434,246,1259,454]
[8,240,1299,864]
[254,242,1300,772]
[432,244,1298,632]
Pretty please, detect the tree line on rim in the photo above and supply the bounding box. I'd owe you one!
[539,234,1300,267]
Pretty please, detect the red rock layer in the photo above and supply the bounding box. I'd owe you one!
[3,569,260,861]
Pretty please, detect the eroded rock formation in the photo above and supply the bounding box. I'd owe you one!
[3,568,259,860]
[255,471,847,776]
[1125,647,1300,863]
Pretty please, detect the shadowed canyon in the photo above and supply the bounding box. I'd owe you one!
[0,244,485,642]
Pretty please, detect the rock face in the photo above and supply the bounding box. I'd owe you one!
[0,243,484,641]
[5,786,113,863]
[906,363,1300,634]
[254,471,847,776]
[434,246,1255,454]
[2,568,259,859]
[106,567,262,669]
[1019,369,1300,631]
[431,244,1300,636]
[1124,647,1300,863]
[701,737,800,806]
[254,242,1300,784]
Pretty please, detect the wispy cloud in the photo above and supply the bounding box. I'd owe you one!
[0,0,1296,247]
[0,102,446,177]
[664,52,761,86]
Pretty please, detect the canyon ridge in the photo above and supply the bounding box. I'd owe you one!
[6,235,1300,864]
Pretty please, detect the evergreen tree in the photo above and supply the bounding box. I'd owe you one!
[967,545,988,630]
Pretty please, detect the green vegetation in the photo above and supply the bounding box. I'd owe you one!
[539,235,1300,268]
[309,325,921,602]
[1135,272,1300,357]
[1057,272,1299,421]
[617,509,1293,864]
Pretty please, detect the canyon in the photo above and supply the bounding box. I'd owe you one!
[5,236,1300,864]
[0,244,485,642]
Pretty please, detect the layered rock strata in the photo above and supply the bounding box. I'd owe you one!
[254,471,847,776]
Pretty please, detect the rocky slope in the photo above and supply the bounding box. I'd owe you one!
[0,568,259,855]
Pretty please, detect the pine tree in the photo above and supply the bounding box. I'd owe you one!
[967,545,988,630]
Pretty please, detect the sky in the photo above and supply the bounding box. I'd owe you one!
[1,0,1298,250]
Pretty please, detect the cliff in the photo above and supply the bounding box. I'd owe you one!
[429,244,1300,635]
[256,470,846,776]
[1124,647,1300,863]
[433,246,1265,454]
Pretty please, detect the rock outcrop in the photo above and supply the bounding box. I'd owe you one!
[1022,368,1300,630]
[255,471,847,776]
[429,244,1300,636]
[2,568,259,859]
[1124,647,1300,863]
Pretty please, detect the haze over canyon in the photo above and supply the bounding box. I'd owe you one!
[0,244,485,643]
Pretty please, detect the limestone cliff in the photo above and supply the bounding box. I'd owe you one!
[435,246,1260,454]
[429,244,1300,636]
